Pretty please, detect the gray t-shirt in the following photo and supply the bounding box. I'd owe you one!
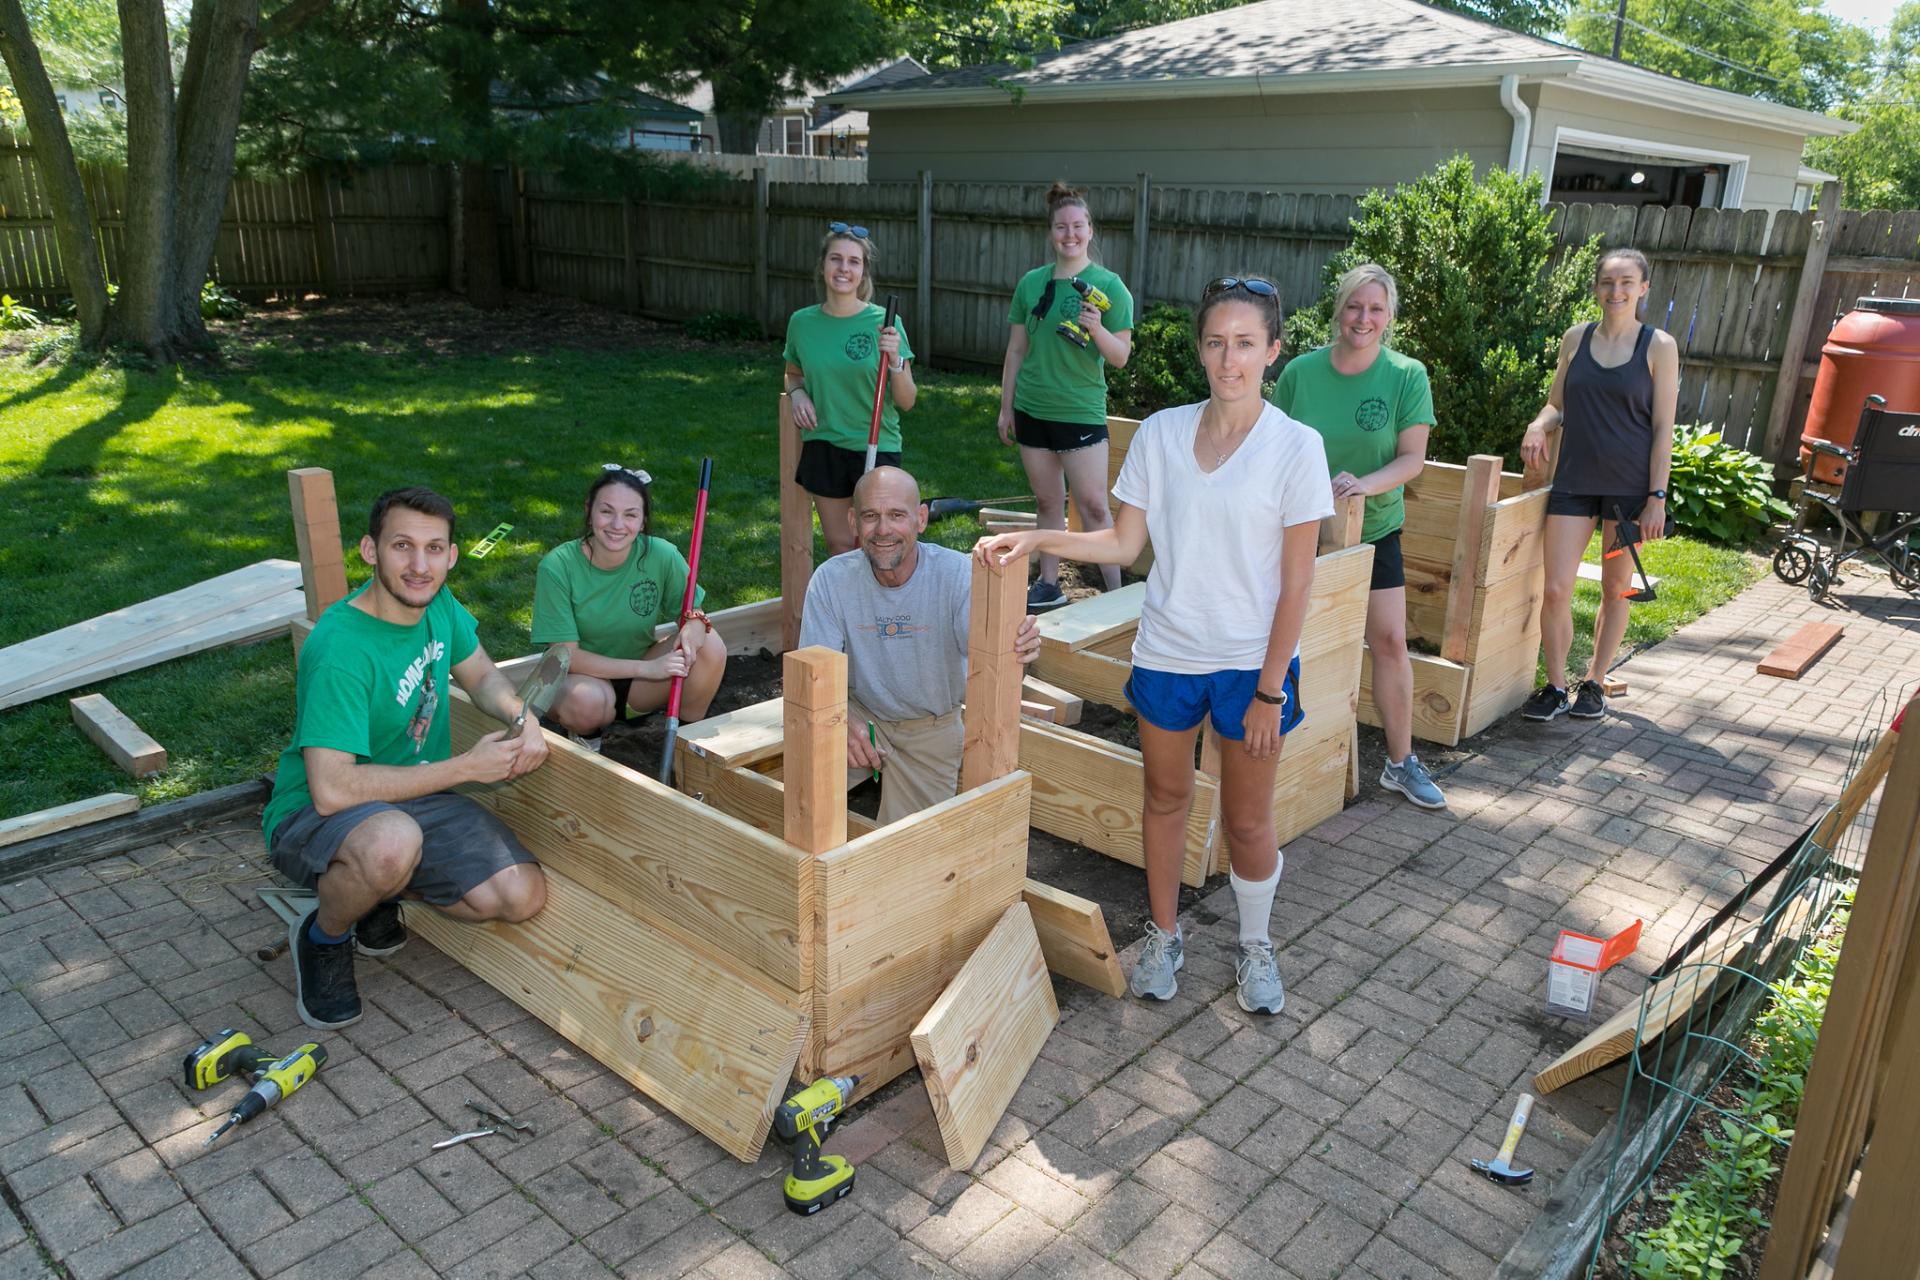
[798,543,971,723]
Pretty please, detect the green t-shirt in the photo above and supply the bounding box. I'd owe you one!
[1007,263,1135,426]
[782,303,915,454]
[1272,345,1435,543]
[530,536,706,660]
[263,584,480,843]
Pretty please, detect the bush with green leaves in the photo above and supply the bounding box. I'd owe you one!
[1667,423,1793,546]
[1287,155,1599,465]
[200,280,245,321]
[1107,303,1212,418]
[0,294,41,331]
[683,311,762,344]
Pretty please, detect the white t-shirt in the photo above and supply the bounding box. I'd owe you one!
[1113,401,1334,675]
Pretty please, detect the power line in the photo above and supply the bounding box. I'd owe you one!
[1618,13,1788,81]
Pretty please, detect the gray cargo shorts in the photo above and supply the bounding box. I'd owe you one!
[268,791,537,906]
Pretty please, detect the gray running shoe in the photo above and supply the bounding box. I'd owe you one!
[1128,922,1184,1001]
[1380,752,1446,809]
[568,732,603,754]
[1236,940,1286,1015]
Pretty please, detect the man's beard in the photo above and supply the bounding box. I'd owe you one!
[378,563,439,609]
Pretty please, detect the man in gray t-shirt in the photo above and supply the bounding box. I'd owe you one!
[799,467,1041,825]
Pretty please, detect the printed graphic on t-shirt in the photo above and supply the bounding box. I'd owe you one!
[1355,397,1389,432]
[406,669,438,755]
[395,634,447,755]
[630,579,661,619]
[860,615,931,641]
[844,331,875,362]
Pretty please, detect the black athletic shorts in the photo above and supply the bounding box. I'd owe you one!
[1546,490,1646,523]
[1013,409,1108,453]
[1367,529,1406,591]
[795,439,901,500]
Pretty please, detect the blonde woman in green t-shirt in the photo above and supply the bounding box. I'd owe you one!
[1272,263,1445,809]
[783,224,917,555]
[996,182,1135,609]
[531,467,726,749]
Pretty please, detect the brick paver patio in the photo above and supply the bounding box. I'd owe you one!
[3,570,1915,1280]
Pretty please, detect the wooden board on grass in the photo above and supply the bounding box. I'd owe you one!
[69,694,167,778]
[1758,622,1844,679]
[405,867,808,1162]
[0,793,140,849]
[912,902,1059,1170]
[1023,879,1125,997]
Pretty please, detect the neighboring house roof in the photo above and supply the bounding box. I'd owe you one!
[827,0,1853,138]
[809,110,869,136]
[666,57,929,118]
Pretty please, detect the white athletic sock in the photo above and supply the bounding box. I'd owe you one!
[1231,856,1282,948]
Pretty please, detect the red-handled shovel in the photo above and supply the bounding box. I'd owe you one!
[863,293,901,475]
[659,457,713,784]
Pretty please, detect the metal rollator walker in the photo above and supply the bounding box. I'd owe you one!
[1773,395,1920,601]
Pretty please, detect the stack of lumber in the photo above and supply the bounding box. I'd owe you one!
[0,560,304,710]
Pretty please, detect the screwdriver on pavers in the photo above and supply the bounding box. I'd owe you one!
[202,1041,327,1147]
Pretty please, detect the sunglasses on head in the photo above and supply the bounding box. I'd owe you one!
[601,463,652,485]
[828,221,870,240]
[1204,277,1278,299]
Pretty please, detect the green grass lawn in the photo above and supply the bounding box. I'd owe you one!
[1551,531,1762,689]
[0,326,1021,820]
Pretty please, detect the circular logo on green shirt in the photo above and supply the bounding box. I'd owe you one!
[629,580,661,619]
[844,332,875,361]
[1355,397,1389,432]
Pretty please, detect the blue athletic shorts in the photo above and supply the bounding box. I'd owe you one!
[1125,656,1304,741]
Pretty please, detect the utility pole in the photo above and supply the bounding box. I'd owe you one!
[1612,0,1627,59]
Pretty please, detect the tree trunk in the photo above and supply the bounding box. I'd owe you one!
[450,0,502,309]
[115,0,179,357]
[459,164,502,309]
[715,110,765,156]
[168,0,262,352]
[0,0,110,346]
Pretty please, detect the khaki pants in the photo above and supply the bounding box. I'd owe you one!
[846,699,964,828]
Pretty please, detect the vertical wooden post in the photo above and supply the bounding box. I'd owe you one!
[621,194,639,314]
[779,395,810,653]
[753,164,770,337]
[1441,455,1502,664]
[510,166,531,289]
[1832,918,1920,1275]
[960,557,1027,793]
[1131,172,1151,298]
[782,647,848,856]
[1761,179,1841,467]
[1318,493,1363,553]
[288,468,348,621]
[917,169,933,365]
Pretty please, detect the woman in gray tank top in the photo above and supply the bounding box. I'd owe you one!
[1517,249,1679,723]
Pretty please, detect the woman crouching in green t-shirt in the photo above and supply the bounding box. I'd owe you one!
[996,182,1135,609]
[530,466,727,749]
[1272,263,1445,809]
[783,223,917,556]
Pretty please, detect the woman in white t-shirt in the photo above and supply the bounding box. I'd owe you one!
[976,277,1333,1016]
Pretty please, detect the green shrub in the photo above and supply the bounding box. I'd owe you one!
[684,311,761,343]
[1107,303,1211,418]
[0,293,40,330]
[1287,155,1600,465]
[1668,423,1793,545]
[200,279,246,320]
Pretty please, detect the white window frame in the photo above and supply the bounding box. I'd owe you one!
[1542,126,1750,209]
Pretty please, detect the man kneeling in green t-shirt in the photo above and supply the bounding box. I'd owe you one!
[262,487,550,1031]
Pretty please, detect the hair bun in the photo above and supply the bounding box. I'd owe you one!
[1044,181,1088,214]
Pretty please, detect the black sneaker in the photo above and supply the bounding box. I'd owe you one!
[293,910,362,1030]
[1027,580,1066,611]
[354,900,408,957]
[1570,679,1607,719]
[1522,683,1569,722]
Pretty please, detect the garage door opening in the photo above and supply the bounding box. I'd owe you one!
[1543,129,1749,210]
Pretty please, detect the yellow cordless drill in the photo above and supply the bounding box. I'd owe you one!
[183,1029,326,1147]
[773,1076,859,1215]
[1056,277,1112,348]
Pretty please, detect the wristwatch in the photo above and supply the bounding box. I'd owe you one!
[1252,687,1288,707]
[1648,488,1667,500]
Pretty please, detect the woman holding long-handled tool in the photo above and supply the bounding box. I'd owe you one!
[531,466,726,752]
[784,223,916,556]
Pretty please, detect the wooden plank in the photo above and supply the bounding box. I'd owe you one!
[68,694,167,778]
[2,589,307,711]
[814,773,1031,1094]
[679,751,877,842]
[1030,645,1132,712]
[0,560,301,706]
[1020,676,1082,727]
[1757,622,1844,679]
[406,867,808,1162]
[450,695,811,993]
[1035,583,1148,652]
[0,777,269,883]
[1318,494,1363,553]
[1360,649,1470,747]
[1022,879,1125,997]
[911,902,1059,1170]
[960,557,1027,793]
[0,793,140,849]
[1019,719,1213,887]
[676,697,786,770]
[287,467,348,621]
[784,648,847,854]
[779,395,808,652]
[1441,456,1502,663]
[1478,489,1551,588]
[1020,700,1056,722]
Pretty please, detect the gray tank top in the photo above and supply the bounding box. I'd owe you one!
[1556,323,1655,496]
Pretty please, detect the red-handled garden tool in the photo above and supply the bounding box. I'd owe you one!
[863,293,901,475]
[659,457,713,784]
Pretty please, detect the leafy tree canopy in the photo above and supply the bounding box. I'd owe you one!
[1802,1,1920,209]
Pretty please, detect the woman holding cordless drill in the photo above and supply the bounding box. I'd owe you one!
[997,182,1135,610]
[784,222,916,556]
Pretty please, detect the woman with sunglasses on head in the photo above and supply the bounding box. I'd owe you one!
[977,276,1331,1016]
[997,182,1136,610]
[1272,263,1444,810]
[784,222,917,556]
[530,466,728,751]
[1519,247,1677,724]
